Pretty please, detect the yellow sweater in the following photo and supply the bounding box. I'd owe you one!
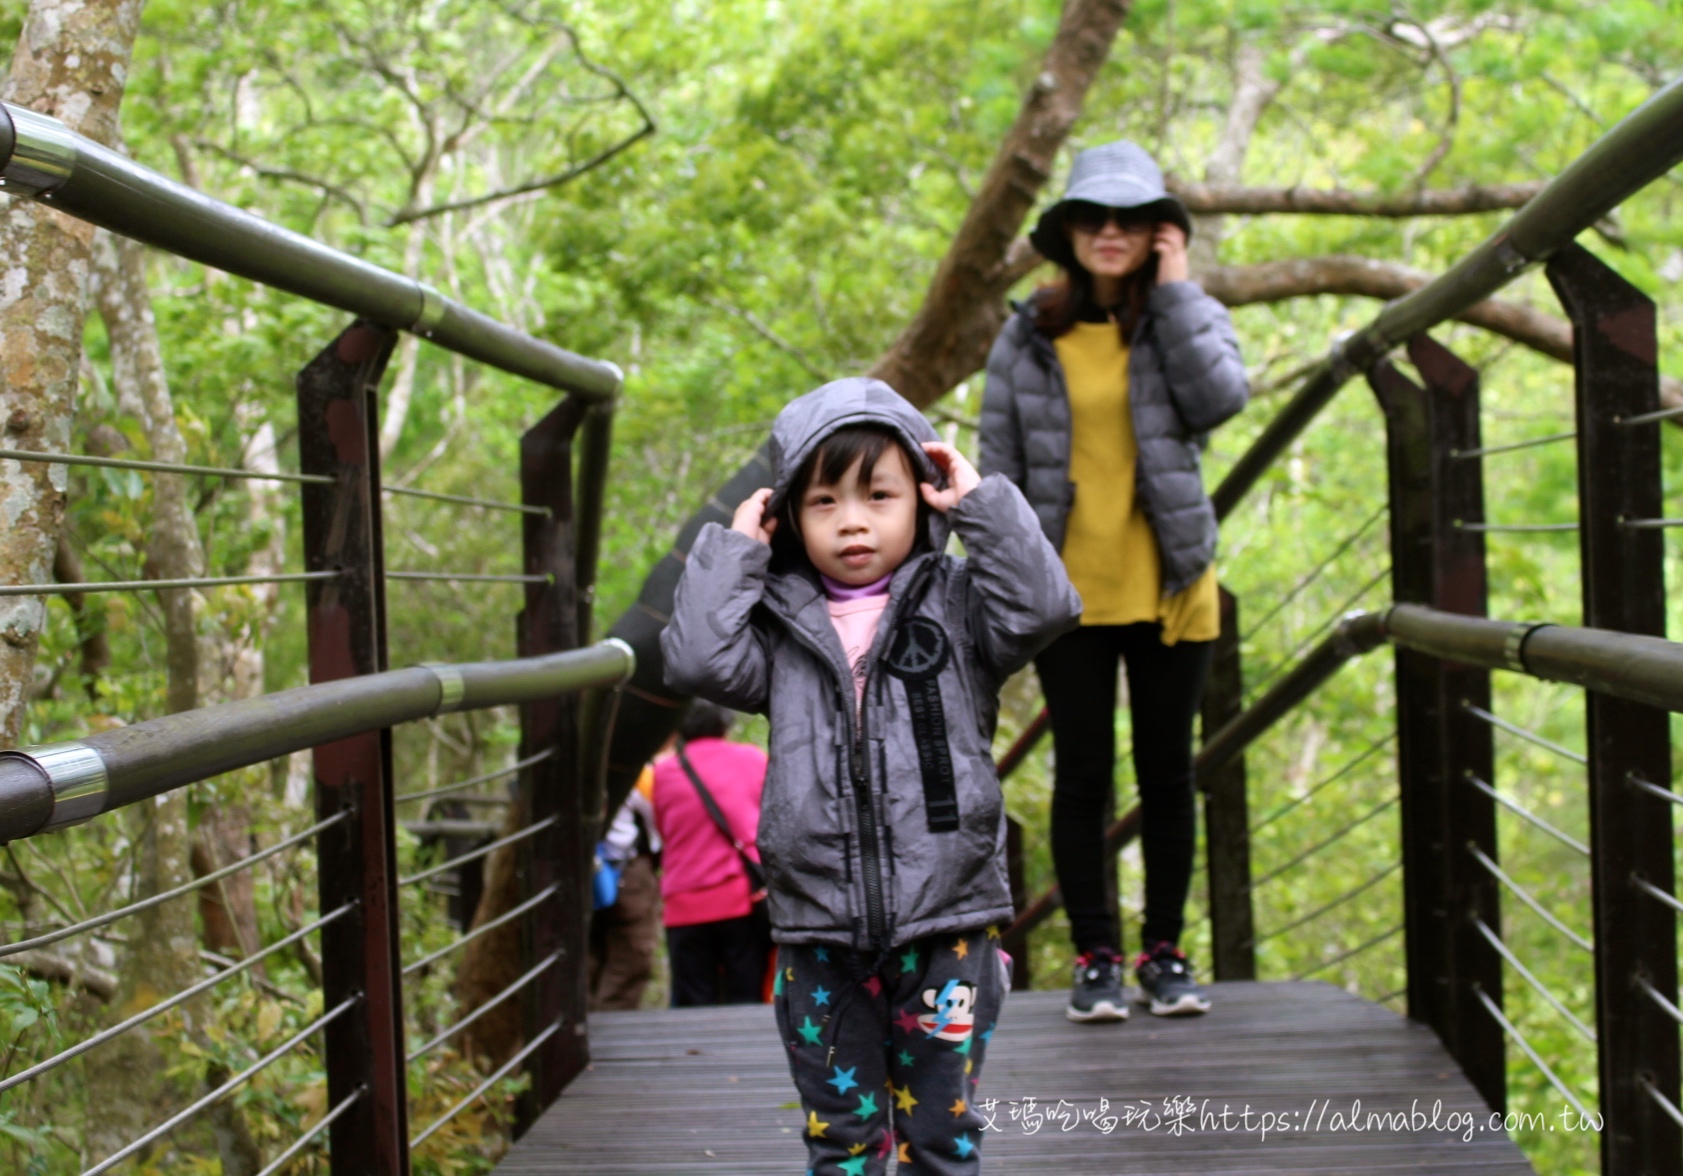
[1055,321,1219,643]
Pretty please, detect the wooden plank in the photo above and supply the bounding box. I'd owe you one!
[496,982,1536,1174]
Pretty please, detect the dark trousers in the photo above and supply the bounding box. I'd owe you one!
[1034,623,1213,955]
[665,902,772,1007]
[774,928,1006,1175]
[587,854,661,1011]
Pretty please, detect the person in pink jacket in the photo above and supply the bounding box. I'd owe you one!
[651,700,771,1005]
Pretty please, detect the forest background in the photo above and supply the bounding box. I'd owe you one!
[1,0,1682,1172]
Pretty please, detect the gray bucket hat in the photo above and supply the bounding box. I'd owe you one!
[1029,140,1192,270]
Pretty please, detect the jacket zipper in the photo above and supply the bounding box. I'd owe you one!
[777,560,935,950]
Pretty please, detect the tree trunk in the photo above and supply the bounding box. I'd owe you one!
[83,788,199,1162]
[0,0,145,745]
[86,228,267,1168]
[52,532,108,696]
[449,0,1138,1059]
[1187,40,1279,274]
[868,0,1134,408]
[595,0,1134,818]
[88,229,206,713]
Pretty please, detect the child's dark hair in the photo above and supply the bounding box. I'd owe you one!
[771,424,935,568]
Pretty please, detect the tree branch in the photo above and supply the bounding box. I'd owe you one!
[1166,178,1546,217]
[703,297,831,383]
[869,0,1136,407]
[192,140,369,224]
[1198,253,1683,409]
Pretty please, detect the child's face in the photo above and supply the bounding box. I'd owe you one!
[798,444,920,585]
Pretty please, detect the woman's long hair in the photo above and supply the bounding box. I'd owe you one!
[1032,249,1158,343]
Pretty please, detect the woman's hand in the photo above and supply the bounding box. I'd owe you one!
[920,442,981,512]
[1154,223,1190,284]
[732,487,778,544]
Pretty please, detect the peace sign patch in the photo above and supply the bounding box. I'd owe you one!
[884,616,951,683]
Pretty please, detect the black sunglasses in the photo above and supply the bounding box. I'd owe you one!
[1062,201,1157,234]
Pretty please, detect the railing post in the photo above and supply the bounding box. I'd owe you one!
[1370,333,1504,1113]
[1547,241,1680,1175]
[1201,586,1254,979]
[516,396,588,1133]
[297,320,409,1175]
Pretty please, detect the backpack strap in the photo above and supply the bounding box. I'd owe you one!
[675,740,767,896]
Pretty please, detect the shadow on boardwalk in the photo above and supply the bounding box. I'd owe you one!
[498,981,1536,1174]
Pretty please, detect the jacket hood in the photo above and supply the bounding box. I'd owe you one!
[1029,139,1192,271]
[766,376,949,554]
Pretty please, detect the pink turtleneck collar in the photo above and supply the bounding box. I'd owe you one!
[819,571,892,602]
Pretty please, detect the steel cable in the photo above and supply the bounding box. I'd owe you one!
[383,484,545,515]
[1462,703,1587,765]
[1249,796,1398,892]
[80,996,359,1176]
[0,904,354,1095]
[251,1087,363,1176]
[1632,875,1683,916]
[0,446,330,484]
[0,810,348,959]
[1637,976,1683,1028]
[387,571,551,584]
[1470,916,1596,1042]
[1239,503,1387,643]
[1454,521,1579,533]
[0,571,338,597]
[1248,862,1401,949]
[399,815,557,889]
[394,749,553,805]
[407,951,560,1063]
[1450,430,1576,460]
[410,1019,562,1149]
[403,884,558,978]
[1642,1077,1683,1129]
[1464,773,1589,856]
[1249,734,1397,835]
[1288,923,1403,981]
[1473,984,1596,1125]
[1619,404,1683,427]
[1247,565,1390,696]
[1629,774,1682,806]
[1467,846,1593,952]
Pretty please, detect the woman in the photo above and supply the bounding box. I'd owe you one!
[979,139,1248,1023]
[650,700,772,1006]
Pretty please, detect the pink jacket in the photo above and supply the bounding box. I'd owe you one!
[651,738,767,927]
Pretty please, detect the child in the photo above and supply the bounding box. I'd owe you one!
[663,376,1080,1174]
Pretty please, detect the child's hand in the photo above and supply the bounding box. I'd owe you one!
[731,487,778,545]
[1154,222,1190,284]
[919,442,981,513]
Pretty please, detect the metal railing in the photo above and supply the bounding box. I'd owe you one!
[0,94,633,1176]
[987,67,1683,1176]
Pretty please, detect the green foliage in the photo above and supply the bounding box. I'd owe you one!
[6,0,1683,1171]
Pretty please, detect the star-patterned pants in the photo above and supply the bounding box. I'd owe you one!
[773,926,1006,1175]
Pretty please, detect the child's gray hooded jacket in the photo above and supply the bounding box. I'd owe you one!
[661,377,1081,950]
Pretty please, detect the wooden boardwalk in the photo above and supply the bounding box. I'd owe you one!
[498,981,1536,1174]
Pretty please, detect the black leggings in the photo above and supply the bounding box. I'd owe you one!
[1035,623,1213,956]
[665,903,772,1007]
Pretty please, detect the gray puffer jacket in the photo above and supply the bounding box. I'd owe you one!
[978,281,1249,597]
[662,378,1081,950]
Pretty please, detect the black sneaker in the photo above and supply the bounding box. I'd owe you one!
[1066,947,1128,1023]
[1134,941,1211,1016]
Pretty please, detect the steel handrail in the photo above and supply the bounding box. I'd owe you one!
[1213,71,1683,520]
[0,103,621,402]
[0,639,634,842]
